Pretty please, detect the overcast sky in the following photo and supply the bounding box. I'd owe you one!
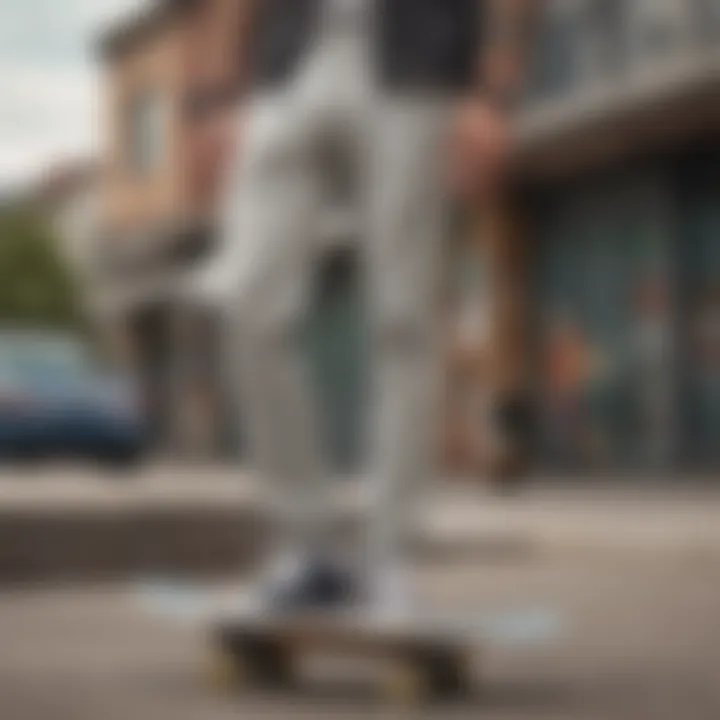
[0,0,145,192]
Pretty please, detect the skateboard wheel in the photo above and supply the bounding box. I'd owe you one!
[208,646,249,693]
[428,652,472,699]
[385,650,472,704]
[249,640,295,688]
[385,659,428,705]
[212,634,295,692]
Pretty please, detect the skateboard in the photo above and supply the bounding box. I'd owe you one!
[207,611,477,704]
[135,582,559,702]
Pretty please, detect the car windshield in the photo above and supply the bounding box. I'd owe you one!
[0,336,97,390]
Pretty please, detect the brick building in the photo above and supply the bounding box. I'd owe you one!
[97,0,236,458]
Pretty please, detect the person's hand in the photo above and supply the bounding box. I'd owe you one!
[447,96,515,201]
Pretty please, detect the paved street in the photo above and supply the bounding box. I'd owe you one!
[2,555,720,720]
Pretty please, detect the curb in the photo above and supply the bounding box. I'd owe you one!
[2,480,720,584]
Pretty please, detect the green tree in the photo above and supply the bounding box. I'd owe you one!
[0,203,81,329]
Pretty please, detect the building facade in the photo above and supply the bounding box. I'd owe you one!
[506,0,720,473]
[97,0,237,458]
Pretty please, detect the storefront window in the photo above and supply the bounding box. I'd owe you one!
[679,162,720,465]
[627,0,690,67]
[526,0,586,102]
[694,0,720,43]
[536,176,675,470]
[586,0,629,79]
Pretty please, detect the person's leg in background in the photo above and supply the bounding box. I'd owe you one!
[362,99,453,618]
[220,92,349,609]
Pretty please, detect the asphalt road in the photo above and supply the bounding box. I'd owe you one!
[2,556,720,720]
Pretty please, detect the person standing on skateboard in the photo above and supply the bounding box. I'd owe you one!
[195,0,538,618]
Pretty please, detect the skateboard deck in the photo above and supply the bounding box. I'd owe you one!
[208,610,478,703]
[133,582,562,703]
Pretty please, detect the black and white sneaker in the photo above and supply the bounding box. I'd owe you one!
[244,551,360,615]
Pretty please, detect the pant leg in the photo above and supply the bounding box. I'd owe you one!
[220,93,330,550]
[362,98,453,564]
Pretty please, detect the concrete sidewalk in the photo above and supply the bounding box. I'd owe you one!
[427,480,720,560]
[1,464,719,583]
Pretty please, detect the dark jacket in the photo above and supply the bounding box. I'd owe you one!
[249,0,485,92]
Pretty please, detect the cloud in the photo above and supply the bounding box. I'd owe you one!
[0,0,144,189]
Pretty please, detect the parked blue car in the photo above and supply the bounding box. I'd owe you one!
[0,332,146,467]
